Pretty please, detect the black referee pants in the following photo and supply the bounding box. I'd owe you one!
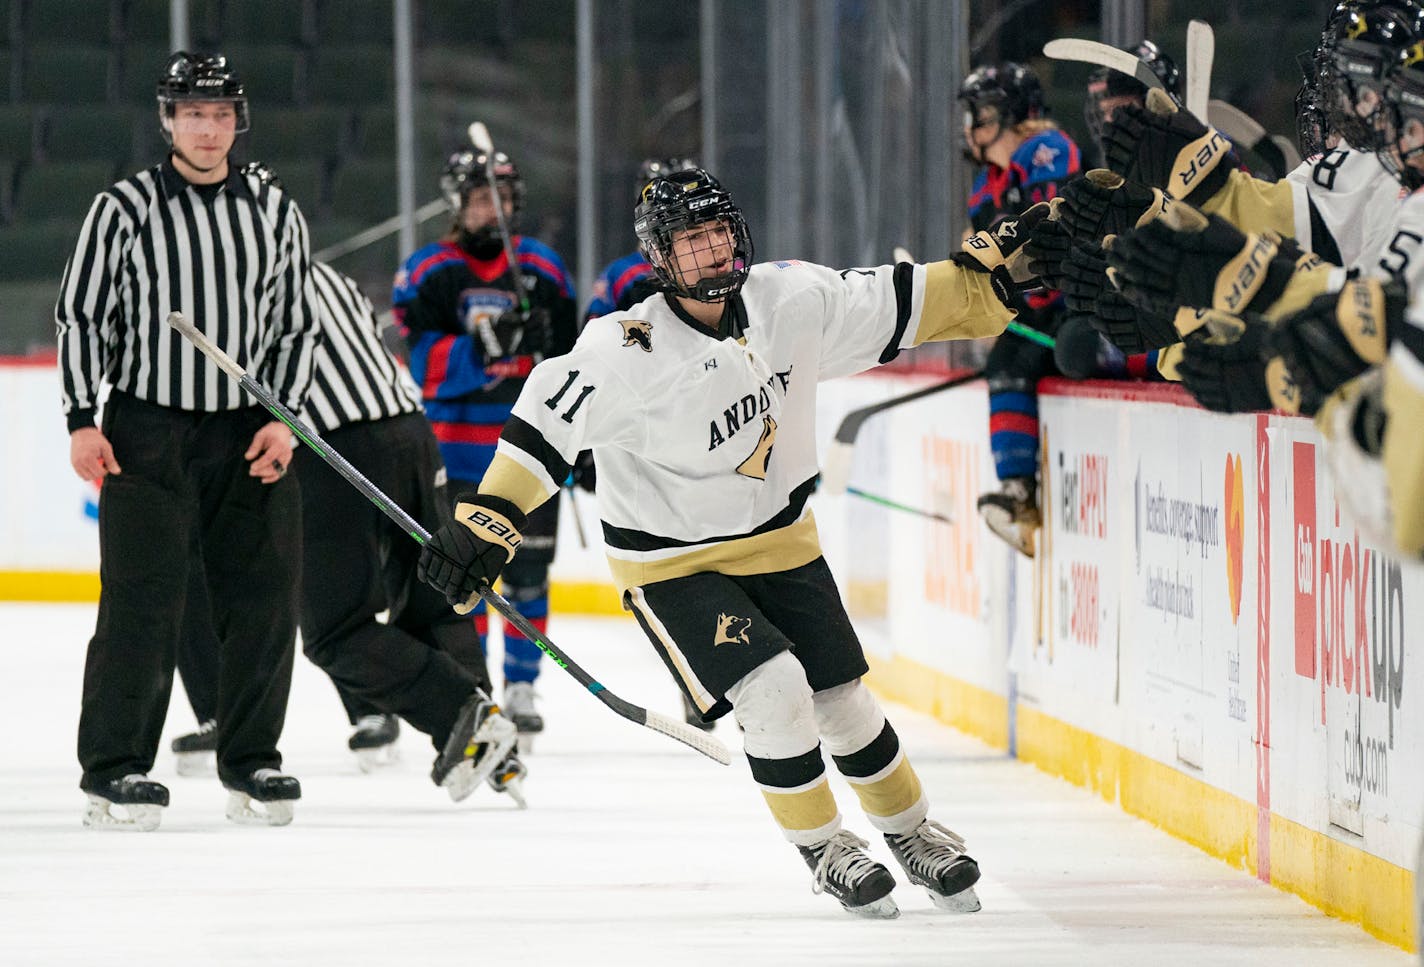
[78,392,300,790]
[294,413,490,749]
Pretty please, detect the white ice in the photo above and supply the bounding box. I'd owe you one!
[0,602,1411,967]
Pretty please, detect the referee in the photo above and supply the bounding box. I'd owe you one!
[297,256,525,801]
[56,53,319,830]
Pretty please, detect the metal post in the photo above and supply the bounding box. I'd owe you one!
[577,0,596,314]
[922,0,951,260]
[169,0,190,51]
[946,0,970,248]
[813,0,834,264]
[393,0,416,258]
[1101,0,1146,48]
[700,0,718,174]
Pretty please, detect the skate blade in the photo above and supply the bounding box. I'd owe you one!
[844,895,900,920]
[980,507,1036,558]
[224,791,295,827]
[498,775,528,809]
[355,744,401,773]
[83,796,162,832]
[443,719,519,802]
[174,750,215,777]
[928,885,981,913]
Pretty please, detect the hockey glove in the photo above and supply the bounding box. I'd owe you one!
[417,494,527,611]
[1176,327,1274,413]
[1104,206,1297,320]
[1023,217,1074,291]
[951,200,1055,305]
[1057,245,1179,353]
[570,449,597,493]
[491,307,553,357]
[1267,277,1400,405]
[1101,88,1238,204]
[1058,169,1175,244]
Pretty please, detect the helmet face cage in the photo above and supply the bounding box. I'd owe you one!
[1319,4,1424,150]
[1297,50,1332,156]
[634,171,753,302]
[1380,44,1424,187]
[1083,42,1180,147]
[440,149,525,216]
[156,52,250,143]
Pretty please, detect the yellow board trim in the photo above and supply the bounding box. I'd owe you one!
[0,572,628,616]
[864,651,1415,952]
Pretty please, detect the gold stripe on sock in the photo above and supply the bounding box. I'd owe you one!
[844,757,923,819]
[762,776,839,834]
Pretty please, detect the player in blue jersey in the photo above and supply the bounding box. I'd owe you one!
[584,158,699,325]
[394,148,577,742]
[958,61,1081,556]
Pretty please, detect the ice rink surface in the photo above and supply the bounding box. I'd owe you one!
[0,602,1411,967]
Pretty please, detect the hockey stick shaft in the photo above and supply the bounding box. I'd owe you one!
[165,312,730,767]
[820,370,984,495]
[1186,20,1214,124]
[469,122,531,315]
[846,487,954,524]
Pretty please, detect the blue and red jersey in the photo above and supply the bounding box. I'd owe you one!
[584,250,657,323]
[394,235,576,483]
[967,127,1081,232]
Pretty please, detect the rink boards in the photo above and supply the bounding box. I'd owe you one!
[1,360,1419,950]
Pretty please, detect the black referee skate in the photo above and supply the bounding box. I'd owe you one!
[82,774,169,832]
[884,820,982,913]
[170,718,217,777]
[797,829,899,919]
[223,769,301,827]
[348,714,400,772]
[431,689,518,802]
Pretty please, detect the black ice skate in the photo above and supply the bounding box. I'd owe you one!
[681,693,714,732]
[487,751,528,809]
[884,819,982,913]
[223,769,301,827]
[976,476,1040,558]
[170,718,217,777]
[348,714,401,772]
[431,689,518,802]
[82,774,169,832]
[797,829,899,919]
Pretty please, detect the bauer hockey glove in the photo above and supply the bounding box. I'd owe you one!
[1104,206,1298,320]
[417,494,526,609]
[1176,327,1274,413]
[1266,277,1401,406]
[1058,169,1176,243]
[1101,88,1238,204]
[951,200,1055,305]
[1023,217,1073,291]
[1058,244,1179,353]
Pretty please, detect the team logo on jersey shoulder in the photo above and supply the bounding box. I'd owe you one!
[620,318,653,352]
[735,415,777,480]
[714,613,752,647]
[1031,143,1060,170]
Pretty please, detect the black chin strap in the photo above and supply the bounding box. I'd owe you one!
[170,147,223,175]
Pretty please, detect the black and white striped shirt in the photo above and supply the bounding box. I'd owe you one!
[305,261,423,434]
[56,157,320,432]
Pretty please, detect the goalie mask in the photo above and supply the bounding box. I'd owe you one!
[1084,40,1182,147]
[156,52,249,144]
[634,168,753,302]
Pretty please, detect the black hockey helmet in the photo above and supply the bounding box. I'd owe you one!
[440,148,525,215]
[156,51,249,141]
[634,168,753,302]
[1378,40,1424,187]
[958,62,1046,131]
[1084,40,1183,145]
[1317,0,1424,150]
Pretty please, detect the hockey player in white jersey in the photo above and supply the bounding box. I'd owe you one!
[418,167,1045,917]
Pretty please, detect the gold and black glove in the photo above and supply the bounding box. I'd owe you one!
[417,494,526,611]
[1268,277,1401,406]
[951,200,1055,305]
[1101,88,1238,204]
[1058,169,1175,243]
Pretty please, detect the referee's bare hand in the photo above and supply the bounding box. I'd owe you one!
[70,427,121,481]
[245,421,295,484]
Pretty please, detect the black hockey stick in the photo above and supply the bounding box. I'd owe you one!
[166,311,731,767]
[819,370,984,495]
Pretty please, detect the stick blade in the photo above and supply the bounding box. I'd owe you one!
[643,710,733,765]
[468,122,493,153]
[1042,39,1164,92]
[820,441,854,496]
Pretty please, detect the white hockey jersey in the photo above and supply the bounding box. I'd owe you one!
[475,258,1011,592]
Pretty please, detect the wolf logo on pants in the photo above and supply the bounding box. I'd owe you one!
[715,613,752,647]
